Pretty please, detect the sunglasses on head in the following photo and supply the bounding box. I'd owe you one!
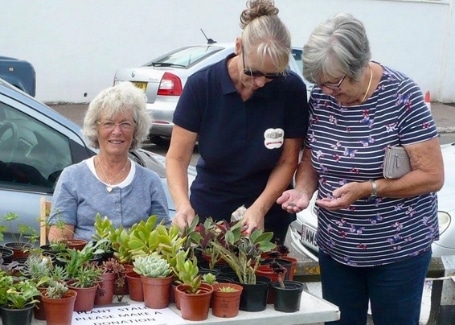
[241,45,284,80]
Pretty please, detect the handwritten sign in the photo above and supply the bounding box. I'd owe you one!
[72,302,183,325]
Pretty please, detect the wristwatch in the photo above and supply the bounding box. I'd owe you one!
[367,179,378,202]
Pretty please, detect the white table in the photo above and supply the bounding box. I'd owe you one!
[32,290,340,325]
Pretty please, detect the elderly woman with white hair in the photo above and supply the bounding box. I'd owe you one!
[48,81,169,242]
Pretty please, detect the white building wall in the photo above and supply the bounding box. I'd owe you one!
[1,0,453,103]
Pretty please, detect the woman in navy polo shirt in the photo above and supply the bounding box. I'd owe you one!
[166,0,309,243]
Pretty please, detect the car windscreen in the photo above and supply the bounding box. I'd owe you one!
[145,45,225,69]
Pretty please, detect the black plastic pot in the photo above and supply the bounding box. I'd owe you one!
[271,280,304,313]
[236,276,271,312]
[0,246,14,263]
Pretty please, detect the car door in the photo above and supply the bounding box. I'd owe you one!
[0,89,93,239]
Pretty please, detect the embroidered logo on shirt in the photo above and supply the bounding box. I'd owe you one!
[264,128,284,149]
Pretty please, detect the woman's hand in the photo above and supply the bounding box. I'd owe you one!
[276,189,312,213]
[172,207,196,230]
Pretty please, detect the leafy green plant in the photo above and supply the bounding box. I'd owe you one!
[1,212,39,244]
[133,254,172,278]
[0,270,40,309]
[208,219,275,284]
[70,264,102,288]
[172,250,201,294]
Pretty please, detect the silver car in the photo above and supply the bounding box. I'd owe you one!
[289,142,455,261]
[0,77,195,242]
[113,43,310,144]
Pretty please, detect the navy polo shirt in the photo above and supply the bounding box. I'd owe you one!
[173,54,309,227]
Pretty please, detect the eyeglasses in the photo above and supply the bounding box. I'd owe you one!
[319,74,346,91]
[241,45,284,80]
[97,121,135,131]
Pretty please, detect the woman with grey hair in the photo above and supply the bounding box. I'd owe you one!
[48,81,169,242]
[166,0,309,243]
[278,13,443,325]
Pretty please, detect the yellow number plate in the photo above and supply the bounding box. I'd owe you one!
[132,82,147,92]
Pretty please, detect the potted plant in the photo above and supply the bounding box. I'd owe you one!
[2,212,39,259]
[0,271,41,325]
[133,254,173,309]
[21,253,67,320]
[207,219,275,311]
[98,257,127,303]
[270,262,304,313]
[40,280,77,325]
[92,213,115,261]
[173,250,213,321]
[67,263,102,311]
[211,282,243,318]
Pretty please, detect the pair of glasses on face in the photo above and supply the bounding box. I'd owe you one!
[241,45,284,80]
[319,74,346,91]
[97,121,135,131]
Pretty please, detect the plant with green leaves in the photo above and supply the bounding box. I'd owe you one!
[202,272,217,285]
[127,215,160,257]
[110,227,133,264]
[218,285,239,293]
[57,242,103,279]
[42,280,69,299]
[1,212,39,245]
[93,213,115,253]
[70,264,102,288]
[209,219,276,284]
[172,250,202,294]
[152,223,187,270]
[133,254,172,278]
[0,270,41,309]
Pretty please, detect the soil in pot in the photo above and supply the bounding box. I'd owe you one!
[271,280,305,313]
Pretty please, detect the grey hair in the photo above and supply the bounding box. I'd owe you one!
[240,0,291,71]
[83,81,151,149]
[302,13,371,84]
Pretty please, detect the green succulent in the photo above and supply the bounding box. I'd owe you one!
[133,254,171,278]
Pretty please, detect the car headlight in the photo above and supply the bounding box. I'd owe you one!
[437,211,451,235]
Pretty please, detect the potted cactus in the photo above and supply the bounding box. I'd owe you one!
[40,280,77,325]
[133,254,173,309]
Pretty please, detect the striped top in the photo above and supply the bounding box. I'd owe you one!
[307,63,439,267]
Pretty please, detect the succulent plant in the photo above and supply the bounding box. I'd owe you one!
[43,280,69,299]
[133,254,171,278]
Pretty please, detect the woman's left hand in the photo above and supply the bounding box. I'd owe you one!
[240,206,264,235]
[316,181,368,210]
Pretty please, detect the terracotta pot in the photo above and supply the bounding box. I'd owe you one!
[116,263,133,296]
[125,271,143,301]
[94,272,115,305]
[4,242,32,259]
[33,291,46,320]
[176,283,213,321]
[41,289,77,325]
[0,304,34,325]
[68,282,98,311]
[63,238,87,250]
[141,275,173,309]
[211,282,243,318]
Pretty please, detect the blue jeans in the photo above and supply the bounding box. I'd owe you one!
[319,249,431,325]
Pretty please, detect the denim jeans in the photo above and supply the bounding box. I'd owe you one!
[319,249,431,325]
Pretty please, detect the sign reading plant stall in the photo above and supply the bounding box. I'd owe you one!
[72,301,183,324]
